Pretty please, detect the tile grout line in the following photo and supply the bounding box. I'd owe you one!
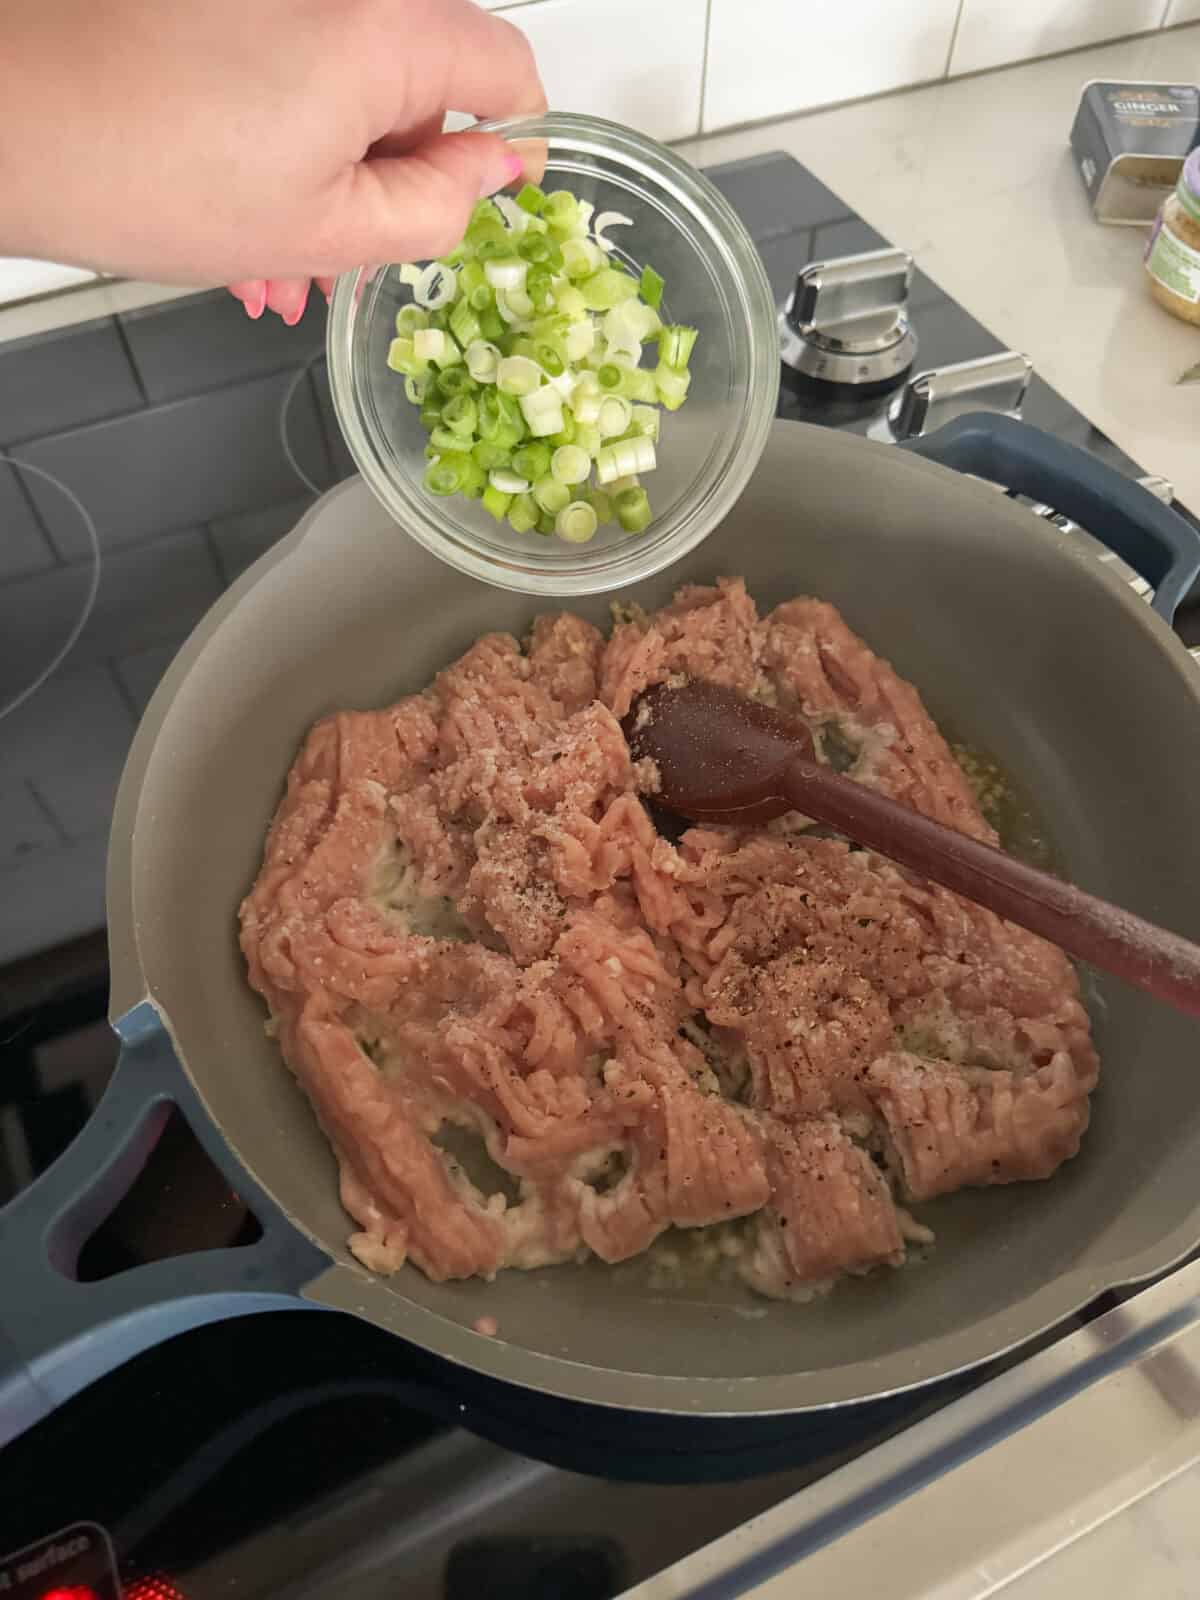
[24,779,72,849]
[697,0,715,139]
[111,315,151,407]
[1,452,64,568]
[942,0,969,80]
[106,656,143,722]
[200,521,231,588]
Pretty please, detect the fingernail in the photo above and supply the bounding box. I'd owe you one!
[479,151,523,198]
[282,286,310,327]
[244,283,267,319]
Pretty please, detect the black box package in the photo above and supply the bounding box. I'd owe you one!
[1070,79,1200,225]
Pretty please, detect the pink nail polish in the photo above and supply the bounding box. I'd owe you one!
[480,151,524,198]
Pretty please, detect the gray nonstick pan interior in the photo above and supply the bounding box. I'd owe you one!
[107,421,1200,1415]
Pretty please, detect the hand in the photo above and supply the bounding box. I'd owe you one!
[0,0,545,323]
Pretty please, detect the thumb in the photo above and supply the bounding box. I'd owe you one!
[337,131,523,266]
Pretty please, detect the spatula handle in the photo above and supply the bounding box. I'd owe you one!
[783,756,1200,1019]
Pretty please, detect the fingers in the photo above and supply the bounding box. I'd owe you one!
[265,278,311,325]
[409,1,546,124]
[228,280,267,319]
[336,130,524,264]
[229,278,323,322]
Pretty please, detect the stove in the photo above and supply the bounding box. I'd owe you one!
[2,150,1198,1600]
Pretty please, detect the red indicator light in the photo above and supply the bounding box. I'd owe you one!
[125,1579,187,1600]
[41,1589,98,1600]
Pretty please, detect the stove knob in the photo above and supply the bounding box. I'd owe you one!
[779,247,917,390]
[872,351,1033,442]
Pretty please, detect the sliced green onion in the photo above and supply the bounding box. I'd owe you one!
[518,232,556,265]
[482,484,513,521]
[413,327,446,364]
[441,394,477,437]
[631,404,660,440]
[639,265,664,310]
[581,269,639,311]
[388,181,696,536]
[561,238,602,280]
[414,262,457,309]
[497,286,535,324]
[449,298,482,348]
[428,424,467,452]
[617,366,657,403]
[519,388,563,438]
[555,501,598,543]
[655,363,691,411]
[571,390,601,425]
[489,467,530,494]
[659,325,698,370]
[508,492,539,532]
[597,395,633,439]
[548,409,577,446]
[436,366,474,398]
[595,435,656,485]
[512,442,552,482]
[588,488,613,524]
[386,336,424,377]
[544,190,580,230]
[497,355,541,396]
[564,320,595,362]
[459,259,486,296]
[556,285,587,319]
[551,445,590,485]
[465,216,508,251]
[479,306,505,343]
[615,485,652,534]
[516,183,546,215]
[472,439,512,471]
[425,455,465,496]
[534,341,565,377]
[574,420,602,457]
[485,257,528,291]
[592,211,633,252]
[533,475,571,515]
[465,340,501,384]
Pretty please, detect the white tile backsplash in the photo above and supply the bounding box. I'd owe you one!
[501,0,707,141]
[949,0,1166,75]
[702,0,963,132]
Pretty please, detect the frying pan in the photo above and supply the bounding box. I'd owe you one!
[3,415,1200,1473]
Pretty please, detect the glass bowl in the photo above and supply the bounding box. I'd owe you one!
[327,112,778,597]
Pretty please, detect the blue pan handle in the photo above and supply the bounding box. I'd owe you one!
[902,412,1200,622]
[0,1001,330,1446]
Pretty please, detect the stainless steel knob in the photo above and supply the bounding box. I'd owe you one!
[871,351,1033,442]
[779,247,917,388]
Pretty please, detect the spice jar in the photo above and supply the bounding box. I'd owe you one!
[1145,147,1200,326]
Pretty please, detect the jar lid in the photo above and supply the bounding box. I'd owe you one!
[1179,147,1200,224]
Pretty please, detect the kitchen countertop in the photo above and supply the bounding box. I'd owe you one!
[630,1257,1200,1600]
[677,24,1200,517]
